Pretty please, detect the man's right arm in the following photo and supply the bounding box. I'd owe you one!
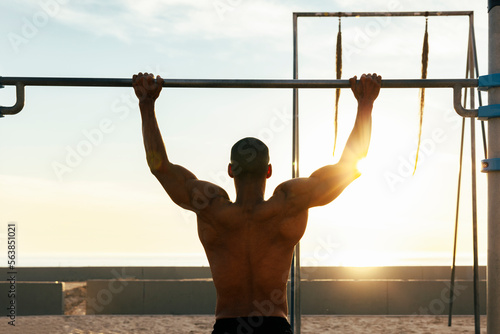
[134,73,229,213]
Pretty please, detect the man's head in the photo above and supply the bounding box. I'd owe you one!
[228,137,272,180]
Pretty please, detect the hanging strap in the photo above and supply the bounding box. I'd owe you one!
[414,17,429,174]
[333,17,342,156]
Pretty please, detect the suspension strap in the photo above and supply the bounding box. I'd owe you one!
[333,17,342,156]
[414,16,429,174]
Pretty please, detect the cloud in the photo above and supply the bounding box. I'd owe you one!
[47,0,295,47]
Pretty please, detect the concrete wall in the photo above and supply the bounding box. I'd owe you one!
[301,280,487,315]
[86,278,486,316]
[1,266,486,281]
[0,282,63,315]
[86,279,216,315]
[300,266,486,280]
[0,266,213,282]
[0,267,486,316]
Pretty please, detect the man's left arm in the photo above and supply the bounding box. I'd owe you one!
[272,74,381,213]
[306,74,381,207]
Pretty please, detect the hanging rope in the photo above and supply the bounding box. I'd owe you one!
[333,17,342,156]
[414,17,429,174]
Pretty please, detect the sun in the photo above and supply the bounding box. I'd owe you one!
[356,157,369,175]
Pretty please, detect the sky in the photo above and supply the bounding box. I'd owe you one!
[0,0,492,267]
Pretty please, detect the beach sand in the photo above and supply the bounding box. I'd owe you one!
[7,314,488,334]
[3,282,487,333]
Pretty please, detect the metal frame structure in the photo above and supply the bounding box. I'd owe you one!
[291,10,486,334]
[1,6,499,334]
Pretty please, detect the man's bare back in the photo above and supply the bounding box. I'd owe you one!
[133,72,381,332]
[197,189,308,319]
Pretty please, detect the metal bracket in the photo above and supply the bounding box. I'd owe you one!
[454,76,500,119]
[482,158,500,172]
[453,84,478,118]
[0,82,25,117]
[478,73,500,91]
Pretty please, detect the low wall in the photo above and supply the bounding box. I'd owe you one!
[0,282,63,316]
[0,266,486,281]
[86,279,216,315]
[0,267,486,316]
[301,279,486,315]
[0,266,213,282]
[86,279,486,316]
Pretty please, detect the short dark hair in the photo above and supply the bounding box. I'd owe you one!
[230,137,269,178]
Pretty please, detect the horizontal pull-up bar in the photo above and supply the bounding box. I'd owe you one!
[0,77,479,88]
[293,11,474,18]
[0,77,479,117]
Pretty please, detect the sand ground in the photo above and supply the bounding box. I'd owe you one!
[5,315,488,334]
[2,282,487,333]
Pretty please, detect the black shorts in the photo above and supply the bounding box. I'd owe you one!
[212,316,293,334]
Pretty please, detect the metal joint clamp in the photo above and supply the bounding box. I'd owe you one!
[478,73,500,120]
[482,158,500,173]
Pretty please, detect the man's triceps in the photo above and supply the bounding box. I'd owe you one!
[273,177,317,213]
[153,164,198,208]
[307,163,359,208]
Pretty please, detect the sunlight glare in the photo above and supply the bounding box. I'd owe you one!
[338,250,387,267]
[356,158,368,175]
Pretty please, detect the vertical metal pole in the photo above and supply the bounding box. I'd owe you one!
[470,13,488,159]
[468,37,481,334]
[291,12,301,334]
[488,1,500,333]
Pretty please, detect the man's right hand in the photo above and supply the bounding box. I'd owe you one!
[132,72,164,104]
[349,73,381,104]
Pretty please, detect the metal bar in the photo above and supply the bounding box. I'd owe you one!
[0,83,25,117]
[294,11,473,18]
[470,14,489,159]
[0,77,479,117]
[468,34,481,334]
[471,118,482,334]
[0,77,479,89]
[453,85,478,118]
[471,121,481,334]
[290,12,301,334]
[487,4,500,333]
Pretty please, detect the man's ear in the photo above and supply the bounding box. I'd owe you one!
[266,164,272,179]
[228,164,234,178]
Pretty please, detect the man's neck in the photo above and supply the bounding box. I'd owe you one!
[234,178,266,207]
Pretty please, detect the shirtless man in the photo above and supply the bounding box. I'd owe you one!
[132,73,381,334]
